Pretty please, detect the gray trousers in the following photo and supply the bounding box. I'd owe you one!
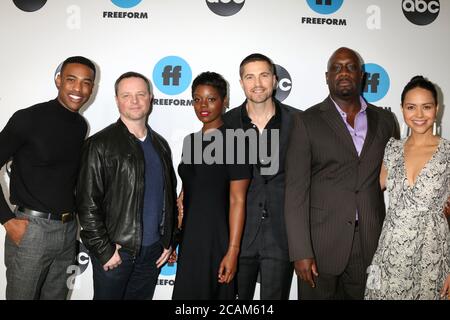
[4,211,77,300]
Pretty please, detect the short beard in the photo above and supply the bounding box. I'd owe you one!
[337,88,353,97]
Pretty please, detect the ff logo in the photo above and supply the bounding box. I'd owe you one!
[206,0,245,17]
[274,64,292,102]
[153,56,192,95]
[402,0,440,26]
[111,0,142,8]
[160,246,178,276]
[306,0,344,15]
[13,0,47,12]
[362,63,390,103]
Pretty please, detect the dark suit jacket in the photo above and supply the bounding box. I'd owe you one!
[223,99,300,260]
[284,96,399,275]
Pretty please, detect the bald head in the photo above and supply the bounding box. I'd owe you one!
[326,47,364,100]
[327,47,362,71]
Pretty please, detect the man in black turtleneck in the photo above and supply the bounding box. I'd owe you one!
[0,56,96,299]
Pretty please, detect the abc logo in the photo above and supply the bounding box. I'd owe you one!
[75,240,90,274]
[306,0,344,15]
[362,63,390,103]
[66,241,90,289]
[111,0,143,9]
[54,62,63,87]
[206,0,245,17]
[152,56,192,95]
[274,64,292,102]
[13,0,47,12]
[402,0,440,25]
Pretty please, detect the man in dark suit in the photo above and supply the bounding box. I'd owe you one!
[223,53,299,299]
[284,47,399,299]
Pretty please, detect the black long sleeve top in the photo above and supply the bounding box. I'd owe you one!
[0,99,87,224]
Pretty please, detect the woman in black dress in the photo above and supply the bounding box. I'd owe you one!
[172,72,251,299]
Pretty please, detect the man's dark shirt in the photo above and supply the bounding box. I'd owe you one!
[0,99,87,224]
[239,101,281,175]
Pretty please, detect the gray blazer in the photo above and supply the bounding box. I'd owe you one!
[284,96,399,275]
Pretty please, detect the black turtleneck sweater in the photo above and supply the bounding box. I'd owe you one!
[0,99,87,224]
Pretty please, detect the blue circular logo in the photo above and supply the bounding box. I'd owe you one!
[153,56,192,95]
[306,0,344,15]
[160,246,178,276]
[362,63,390,103]
[111,0,142,9]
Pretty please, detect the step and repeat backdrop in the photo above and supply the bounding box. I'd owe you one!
[0,0,449,300]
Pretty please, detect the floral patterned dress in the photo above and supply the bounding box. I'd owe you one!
[365,137,450,300]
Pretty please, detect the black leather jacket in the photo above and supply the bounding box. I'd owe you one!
[76,119,177,265]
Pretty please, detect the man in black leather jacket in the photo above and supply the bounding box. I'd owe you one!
[76,71,177,300]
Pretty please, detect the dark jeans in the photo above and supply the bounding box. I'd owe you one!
[237,229,294,300]
[91,241,162,300]
[237,256,293,300]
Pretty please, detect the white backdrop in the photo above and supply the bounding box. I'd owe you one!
[0,0,449,300]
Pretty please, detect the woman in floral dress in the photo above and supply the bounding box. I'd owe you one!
[365,76,450,300]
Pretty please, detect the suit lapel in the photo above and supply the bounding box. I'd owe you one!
[360,105,379,159]
[320,97,358,157]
